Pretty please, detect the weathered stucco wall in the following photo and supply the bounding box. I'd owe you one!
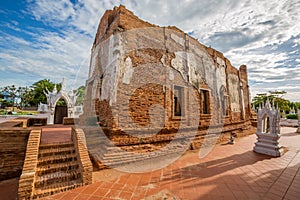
[80,5,253,155]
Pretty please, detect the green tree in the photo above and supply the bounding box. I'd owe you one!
[18,86,34,108]
[56,98,67,106]
[30,79,61,106]
[0,97,3,108]
[74,85,85,105]
[288,101,300,113]
[2,85,18,110]
[251,90,290,113]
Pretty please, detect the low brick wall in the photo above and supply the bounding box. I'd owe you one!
[0,121,23,127]
[18,129,41,199]
[0,117,47,128]
[82,120,256,169]
[63,117,79,125]
[0,128,31,180]
[28,118,47,127]
[10,118,30,128]
[72,128,93,185]
[88,121,255,149]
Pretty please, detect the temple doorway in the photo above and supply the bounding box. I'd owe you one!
[54,99,68,124]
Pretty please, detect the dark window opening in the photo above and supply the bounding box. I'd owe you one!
[174,86,184,116]
[200,89,210,114]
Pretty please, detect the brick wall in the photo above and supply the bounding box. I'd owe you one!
[0,128,31,181]
[28,118,47,127]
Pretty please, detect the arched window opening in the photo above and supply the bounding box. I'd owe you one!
[220,86,228,116]
[262,115,270,133]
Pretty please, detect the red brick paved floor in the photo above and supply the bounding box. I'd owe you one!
[41,125,72,144]
[42,127,300,200]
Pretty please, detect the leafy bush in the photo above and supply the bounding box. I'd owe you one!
[286,114,298,119]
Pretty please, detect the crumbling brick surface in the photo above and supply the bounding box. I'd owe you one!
[0,129,31,181]
[80,5,254,167]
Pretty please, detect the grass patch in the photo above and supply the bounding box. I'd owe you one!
[0,109,37,115]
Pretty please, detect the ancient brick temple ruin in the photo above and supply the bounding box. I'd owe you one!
[80,5,255,170]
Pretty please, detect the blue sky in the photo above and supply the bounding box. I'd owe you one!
[0,0,299,101]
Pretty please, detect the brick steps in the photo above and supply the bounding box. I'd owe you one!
[39,146,75,157]
[36,161,79,176]
[37,153,77,166]
[33,181,82,199]
[39,142,75,151]
[32,142,83,199]
[83,127,190,168]
[92,142,187,167]
[34,170,81,188]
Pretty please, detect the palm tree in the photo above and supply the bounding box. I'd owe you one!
[3,85,17,111]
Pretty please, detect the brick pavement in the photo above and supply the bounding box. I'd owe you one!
[42,127,300,200]
[41,125,72,144]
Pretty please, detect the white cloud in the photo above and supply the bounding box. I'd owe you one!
[1,0,300,101]
[0,27,90,88]
[26,0,75,23]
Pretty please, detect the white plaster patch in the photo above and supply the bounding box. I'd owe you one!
[188,44,215,88]
[122,57,134,84]
[215,64,227,94]
[171,52,187,81]
[189,43,208,58]
[101,35,122,105]
[89,48,99,79]
[228,74,241,112]
[101,73,112,101]
[171,51,214,88]
[160,54,167,67]
[171,33,185,47]
[217,56,225,67]
[187,53,198,83]
[169,69,174,80]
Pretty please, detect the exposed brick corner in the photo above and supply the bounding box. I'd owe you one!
[73,128,93,185]
[18,129,41,200]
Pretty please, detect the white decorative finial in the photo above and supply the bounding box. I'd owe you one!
[259,103,262,111]
[61,77,66,92]
[53,85,57,94]
[266,98,270,108]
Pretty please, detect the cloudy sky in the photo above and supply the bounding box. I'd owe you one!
[0,0,299,101]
